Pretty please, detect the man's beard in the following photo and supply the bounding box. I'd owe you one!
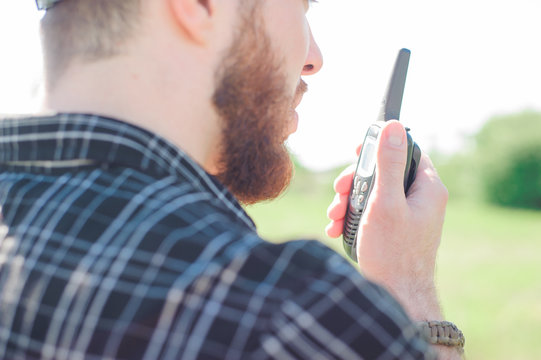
[212,6,307,205]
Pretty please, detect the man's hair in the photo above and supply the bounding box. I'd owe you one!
[40,0,140,89]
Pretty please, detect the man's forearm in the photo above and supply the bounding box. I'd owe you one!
[372,278,464,360]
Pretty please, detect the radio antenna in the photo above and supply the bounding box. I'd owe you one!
[377,48,410,122]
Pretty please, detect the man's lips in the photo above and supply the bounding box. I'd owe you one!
[296,79,308,100]
[284,79,308,140]
[291,79,308,113]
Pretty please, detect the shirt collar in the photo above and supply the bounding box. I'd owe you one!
[0,113,256,231]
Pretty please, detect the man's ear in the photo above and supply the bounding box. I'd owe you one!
[168,0,216,45]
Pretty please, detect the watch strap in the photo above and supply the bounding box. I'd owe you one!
[417,320,465,351]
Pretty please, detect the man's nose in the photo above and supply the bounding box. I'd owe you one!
[302,27,323,76]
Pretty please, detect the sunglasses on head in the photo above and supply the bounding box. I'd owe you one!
[36,0,63,11]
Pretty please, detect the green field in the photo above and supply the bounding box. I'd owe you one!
[245,167,541,360]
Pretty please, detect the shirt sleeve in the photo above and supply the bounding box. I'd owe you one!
[250,241,437,360]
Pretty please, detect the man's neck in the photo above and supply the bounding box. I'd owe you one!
[43,54,221,174]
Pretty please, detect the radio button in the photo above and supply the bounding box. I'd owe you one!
[361,182,368,192]
[368,125,381,138]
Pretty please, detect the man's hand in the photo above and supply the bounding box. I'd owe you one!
[326,120,448,320]
[326,121,461,359]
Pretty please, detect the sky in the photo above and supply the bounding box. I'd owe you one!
[1,0,540,171]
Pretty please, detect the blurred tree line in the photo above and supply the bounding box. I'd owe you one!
[433,110,541,209]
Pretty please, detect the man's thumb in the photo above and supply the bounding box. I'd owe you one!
[374,121,408,199]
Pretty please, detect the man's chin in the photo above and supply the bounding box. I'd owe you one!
[218,151,294,205]
[281,110,299,142]
[289,110,299,135]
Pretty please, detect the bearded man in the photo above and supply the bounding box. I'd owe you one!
[0,0,463,359]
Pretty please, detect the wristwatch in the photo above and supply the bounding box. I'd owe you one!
[417,321,465,352]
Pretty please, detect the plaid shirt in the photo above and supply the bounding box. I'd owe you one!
[0,114,434,359]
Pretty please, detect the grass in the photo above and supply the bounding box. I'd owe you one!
[245,167,541,360]
[438,201,541,360]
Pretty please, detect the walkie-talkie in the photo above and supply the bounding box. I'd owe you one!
[342,48,421,262]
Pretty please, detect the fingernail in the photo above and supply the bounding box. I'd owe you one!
[386,123,404,147]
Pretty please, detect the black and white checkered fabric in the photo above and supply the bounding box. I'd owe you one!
[0,114,435,359]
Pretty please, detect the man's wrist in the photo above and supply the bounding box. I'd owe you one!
[374,276,443,321]
[387,281,465,359]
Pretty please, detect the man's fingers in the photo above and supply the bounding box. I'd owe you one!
[333,164,356,193]
[373,121,408,201]
[326,144,363,239]
[406,152,449,212]
[325,219,344,238]
[326,192,349,220]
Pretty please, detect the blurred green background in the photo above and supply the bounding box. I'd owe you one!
[246,111,541,360]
